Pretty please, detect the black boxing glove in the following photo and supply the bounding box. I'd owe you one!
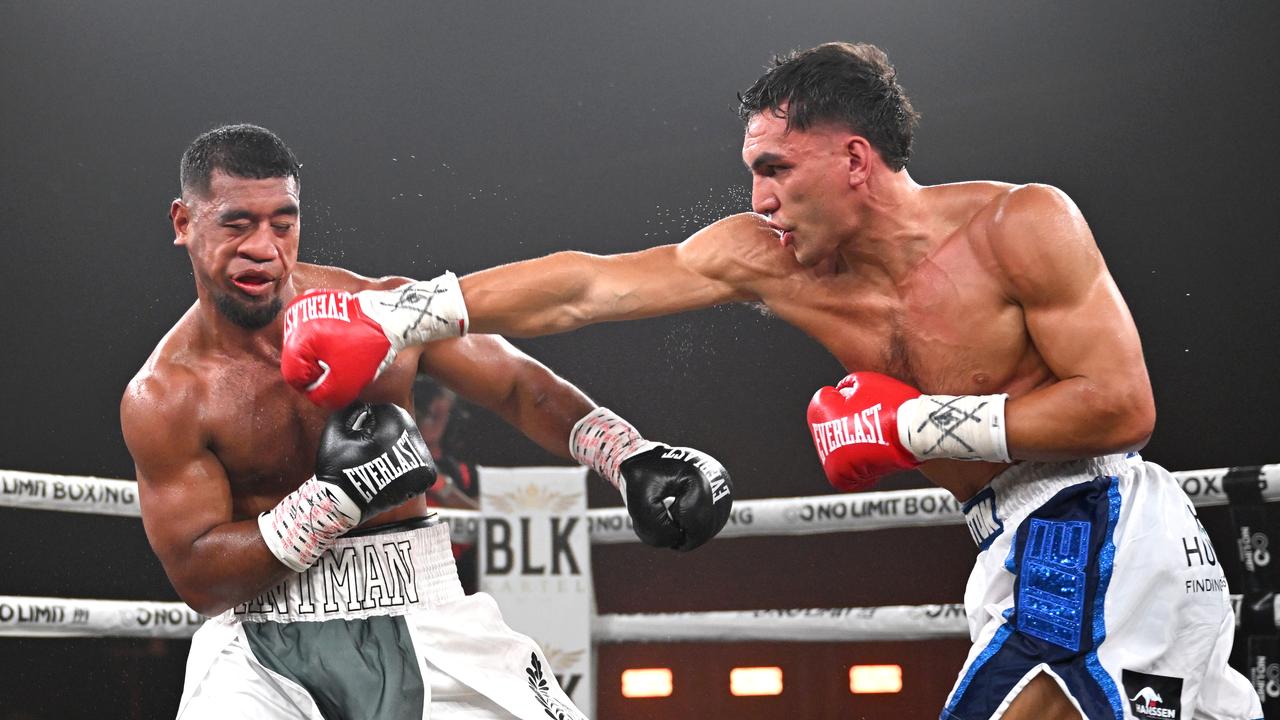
[259,402,438,571]
[570,407,733,551]
[619,445,734,551]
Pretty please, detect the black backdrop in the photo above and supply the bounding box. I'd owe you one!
[2,2,1278,718]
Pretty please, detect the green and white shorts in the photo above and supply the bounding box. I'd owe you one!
[177,519,586,720]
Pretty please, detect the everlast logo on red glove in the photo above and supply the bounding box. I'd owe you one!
[809,404,890,464]
[806,373,923,492]
[280,289,394,409]
[283,290,354,337]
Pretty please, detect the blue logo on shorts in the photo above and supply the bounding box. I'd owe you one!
[1017,518,1091,651]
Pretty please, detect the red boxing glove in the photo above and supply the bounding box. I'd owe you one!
[281,289,393,409]
[807,372,922,491]
[281,273,469,409]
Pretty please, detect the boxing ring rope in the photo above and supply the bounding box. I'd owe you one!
[3,463,1278,641]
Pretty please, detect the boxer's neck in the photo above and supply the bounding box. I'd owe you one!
[192,290,286,358]
[837,170,933,284]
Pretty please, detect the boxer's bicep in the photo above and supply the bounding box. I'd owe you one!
[987,185,1155,455]
[122,383,232,575]
[994,186,1149,393]
[459,241,752,337]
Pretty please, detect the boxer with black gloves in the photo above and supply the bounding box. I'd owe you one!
[125,124,738,720]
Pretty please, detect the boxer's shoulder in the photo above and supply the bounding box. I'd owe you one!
[292,262,410,293]
[965,183,1079,244]
[126,306,207,410]
[969,184,1098,300]
[121,348,208,459]
[926,182,1084,279]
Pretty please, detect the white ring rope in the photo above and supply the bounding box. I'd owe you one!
[3,463,1275,642]
[4,595,1274,642]
[0,595,972,641]
[3,464,1278,545]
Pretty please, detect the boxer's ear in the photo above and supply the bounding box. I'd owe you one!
[171,198,191,247]
[845,136,872,188]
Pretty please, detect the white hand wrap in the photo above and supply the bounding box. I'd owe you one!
[257,477,363,572]
[569,407,657,502]
[898,393,1011,463]
[357,272,470,374]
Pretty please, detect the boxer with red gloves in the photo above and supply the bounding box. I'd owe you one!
[807,372,1008,491]
[217,42,1257,717]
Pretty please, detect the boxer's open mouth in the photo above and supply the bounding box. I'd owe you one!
[231,270,276,296]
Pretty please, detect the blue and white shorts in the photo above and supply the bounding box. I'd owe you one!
[944,454,1262,719]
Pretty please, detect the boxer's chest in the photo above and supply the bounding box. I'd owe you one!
[200,350,422,516]
[203,359,327,505]
[769,242,1050,397]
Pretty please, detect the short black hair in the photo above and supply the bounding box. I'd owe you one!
[179,123,301,198]
[737,42,920,171]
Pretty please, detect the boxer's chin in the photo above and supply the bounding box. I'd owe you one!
[213,289,283,329]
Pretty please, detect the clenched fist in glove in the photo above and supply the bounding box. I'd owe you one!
[808,371,1010,491]
[258,402,438,571]
[571,407,733,551]
[280,274,469,409]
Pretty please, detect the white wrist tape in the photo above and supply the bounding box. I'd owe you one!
[258,477,363,572]
[897,393,1011,463]
[358,271,470,352]
[569,407,657,502]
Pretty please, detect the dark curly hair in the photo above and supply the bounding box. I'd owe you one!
[737,42,920,171]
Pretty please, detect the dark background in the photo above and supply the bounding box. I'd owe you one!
[2,1,1277,718]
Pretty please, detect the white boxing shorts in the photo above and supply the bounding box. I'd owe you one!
[943,454,1263,720]
[176,518,586,720]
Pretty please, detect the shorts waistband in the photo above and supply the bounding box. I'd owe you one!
[223,521,463,624]
[960,453,1141,550]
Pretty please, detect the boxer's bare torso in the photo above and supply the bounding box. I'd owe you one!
[462,182,1152,504]
[711,182,1061,498]
[129,264,429,522]
[122,258,474,615]
[141,263,430,515]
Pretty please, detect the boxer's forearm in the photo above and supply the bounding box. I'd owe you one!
[460,251,617,337]
[170,519,298,617]
[459,244,739,338]
[1005,377,1155,461]
[492,362,596,459]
